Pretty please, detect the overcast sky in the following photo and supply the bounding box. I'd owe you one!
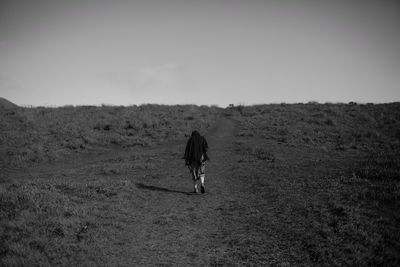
[0,0,399,106]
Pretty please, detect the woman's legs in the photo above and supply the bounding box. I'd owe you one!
[190,161,206,193]
[199,162,205,193]
[191,168,199,193]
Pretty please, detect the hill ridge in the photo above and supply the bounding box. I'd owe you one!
[0,97,19,109]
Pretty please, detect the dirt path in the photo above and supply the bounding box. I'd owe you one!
[114,118,237,266]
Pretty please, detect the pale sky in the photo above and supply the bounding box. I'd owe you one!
[0,0,399,106]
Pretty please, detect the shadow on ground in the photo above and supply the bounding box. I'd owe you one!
[136,182,194,195]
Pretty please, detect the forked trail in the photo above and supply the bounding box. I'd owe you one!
[2,118,239,266]
[4,105,397,266]
[6,116,322,265]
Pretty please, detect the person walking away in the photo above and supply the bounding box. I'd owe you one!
[184,130,209,193]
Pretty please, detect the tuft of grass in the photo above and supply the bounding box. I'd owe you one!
[355,149,400,181]
[352,146,400,204]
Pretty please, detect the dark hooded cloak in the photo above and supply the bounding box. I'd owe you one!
[184,130,209,166]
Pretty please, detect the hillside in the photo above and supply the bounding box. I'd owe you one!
[0,104,220,169]
[0,97,19,109]
[1,103,399,266]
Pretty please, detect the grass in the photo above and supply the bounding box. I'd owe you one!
[0,104,220,168]
[225,102,400,265]
[0,146,175,266]
[1,101,400,265]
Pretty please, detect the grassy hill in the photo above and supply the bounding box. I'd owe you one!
[0,104,220,168]
[0,97,19,109]
[226,102,400,265]
[1,102,399,265]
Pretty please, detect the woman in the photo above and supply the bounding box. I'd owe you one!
[184,130,209,193]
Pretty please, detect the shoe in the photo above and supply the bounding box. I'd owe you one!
[193,188,198,193]
[201,185,205,194]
